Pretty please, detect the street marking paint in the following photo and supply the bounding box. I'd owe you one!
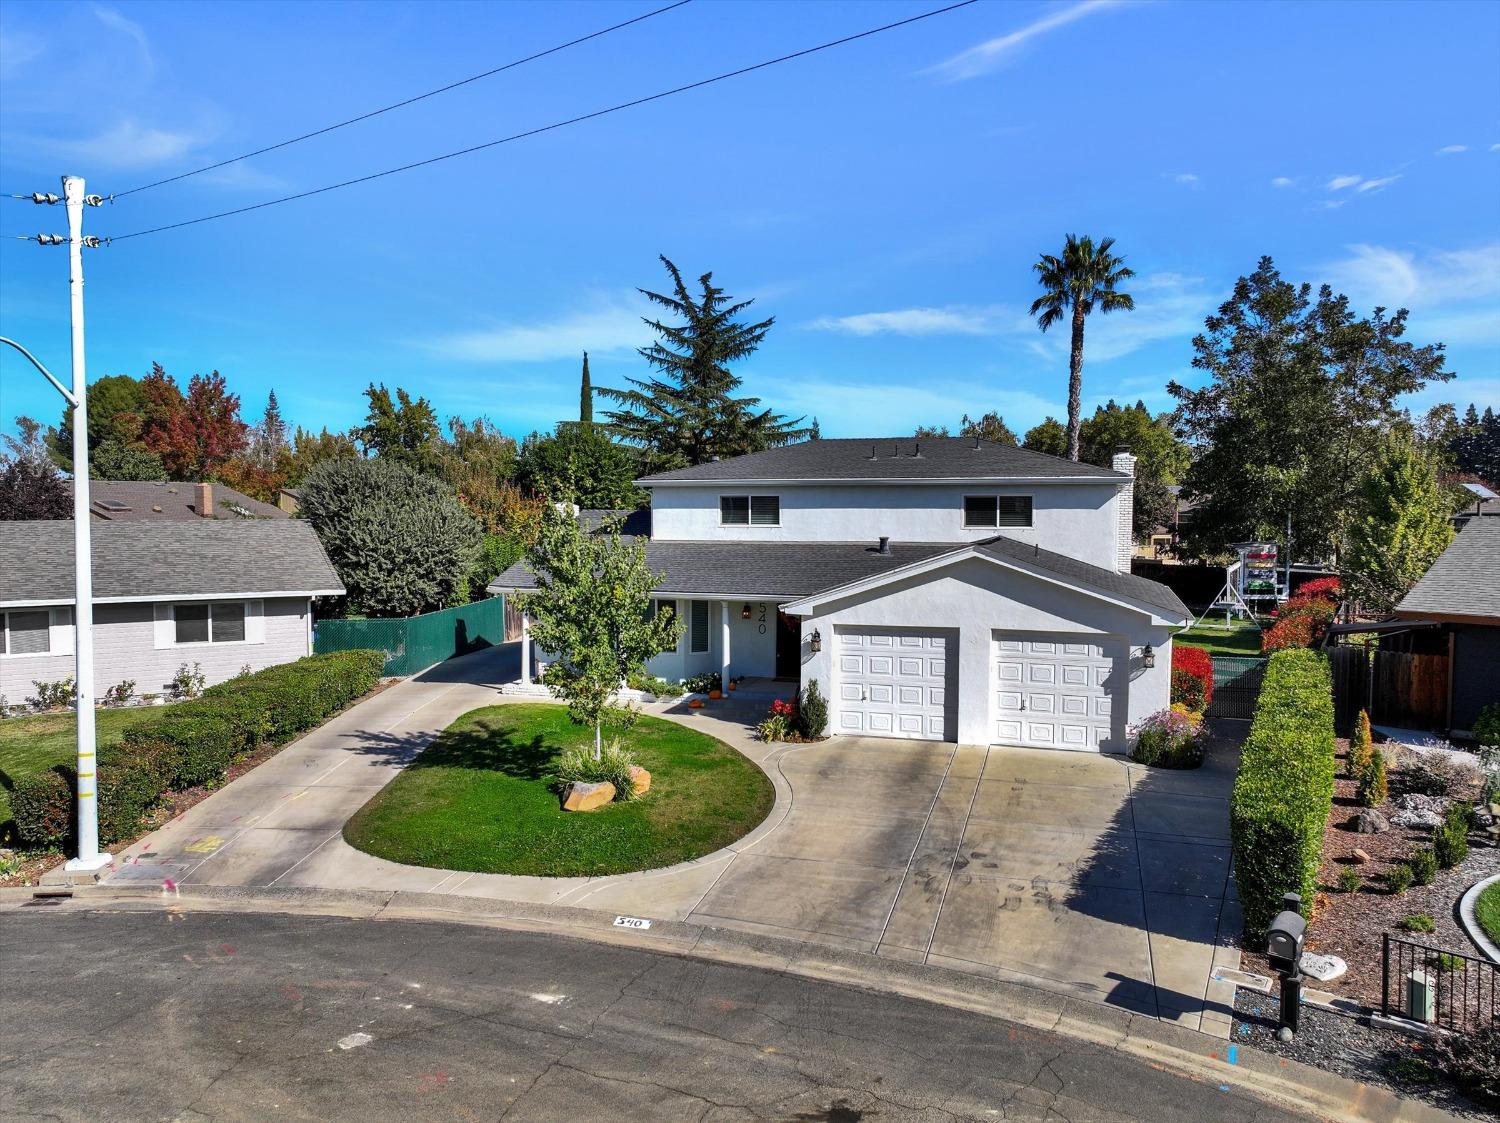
[185,836,225,854]
[530,993,567,1005]
[613,915,652,929]
[1227,1046,1238,1065]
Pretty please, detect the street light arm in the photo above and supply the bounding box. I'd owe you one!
[0,334,78,407]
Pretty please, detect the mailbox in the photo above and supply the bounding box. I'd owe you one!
[1266,892,1306,973]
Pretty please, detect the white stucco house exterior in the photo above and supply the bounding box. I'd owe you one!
[490,437,1190,754]
[0,520,344,705]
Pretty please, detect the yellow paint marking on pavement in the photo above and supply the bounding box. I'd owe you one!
[184,836,226,854]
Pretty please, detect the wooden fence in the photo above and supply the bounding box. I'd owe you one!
[1329,644,1449,733]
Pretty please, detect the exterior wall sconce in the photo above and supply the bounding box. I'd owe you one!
[810,628,822,654]
[741,603,753,619]
[1142,644,1156,669]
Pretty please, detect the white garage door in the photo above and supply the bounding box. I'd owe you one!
[836,629,952,741]
[994,634,1115,752]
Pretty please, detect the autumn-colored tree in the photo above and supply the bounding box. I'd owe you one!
[137,366,249,478]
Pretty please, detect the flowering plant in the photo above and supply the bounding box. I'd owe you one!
[1170,645,1213,712]
[1129,706,1206,768]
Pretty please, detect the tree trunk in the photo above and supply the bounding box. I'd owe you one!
[594,722,602,760]
[1066,304,1086,462]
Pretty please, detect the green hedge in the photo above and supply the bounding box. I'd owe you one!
[1230,648,1337,940]
[11,650,384,850]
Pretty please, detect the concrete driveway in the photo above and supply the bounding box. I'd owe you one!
[98,643,1241,1034]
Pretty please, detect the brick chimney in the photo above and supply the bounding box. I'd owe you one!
[1112,450,1136,573]
[196,482,215,519]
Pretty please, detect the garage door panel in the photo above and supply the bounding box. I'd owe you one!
[994,631,1117,753]
[836,627,952,742]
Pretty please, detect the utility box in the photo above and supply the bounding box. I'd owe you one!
[1406,970,1436,1024]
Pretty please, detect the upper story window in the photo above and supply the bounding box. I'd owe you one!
[0,609,53,656]
[173,602,247,645]
[963,495,1033,529]
[720,495,780,527]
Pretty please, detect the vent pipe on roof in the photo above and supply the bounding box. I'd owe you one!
[912,442,922,458]
[877,536,891,555]
[972,436,981,450]
[868,444,878,460]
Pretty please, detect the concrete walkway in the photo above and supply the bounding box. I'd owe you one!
[103,642,1242,1036]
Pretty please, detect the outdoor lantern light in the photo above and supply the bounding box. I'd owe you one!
[1141,644,1156,669]
[1266,892,1308,1040]
[741,603,753,619]
[810,628,822,653]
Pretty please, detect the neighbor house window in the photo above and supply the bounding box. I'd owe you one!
[173,602,247,645]
[963,495,1033,528]
[720,495,779,526]
[1,610,52,656]
[690,600,710,653]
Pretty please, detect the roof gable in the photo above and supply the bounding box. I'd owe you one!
[637,437,1126,485]
[1395,516,1500,622]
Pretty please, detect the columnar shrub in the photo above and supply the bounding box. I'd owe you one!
[1356,749,1388,808]
[1408,846,1437,886]
[1170,645,1213,712]
[1348,709,1373,778]
[796,679,829,739]
[1434,802,1472,870]
[10,650,385,849]
[1230,649,1337,939]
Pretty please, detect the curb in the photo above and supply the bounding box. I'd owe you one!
[1456,873,1499,963]
[4,881,1455,1123]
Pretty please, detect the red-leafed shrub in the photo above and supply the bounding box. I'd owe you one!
[1171,645,1214,711]
[1261,592,1337,653]
[1296,576,1342,601]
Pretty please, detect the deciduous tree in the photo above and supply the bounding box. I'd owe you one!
[1023,416,1068,457]
[357,384,441,470]
[1344,434,1454,614]
[1078,400,1189,538]
[516,425,642,510]
[1,418,71,520]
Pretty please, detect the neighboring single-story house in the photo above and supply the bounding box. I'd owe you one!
[68,480,287,521]
[0,520,344,704]
[492,438,1190,752]
[1392,514,1500,737]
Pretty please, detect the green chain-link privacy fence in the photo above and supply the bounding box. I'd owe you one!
[313,597,505,676]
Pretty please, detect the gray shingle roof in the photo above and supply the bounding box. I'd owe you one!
[0,520,344,606]
[1395,516,1500,622]
[66,479,288,521]
[635,437,1127,484]
[490,535,1187,620]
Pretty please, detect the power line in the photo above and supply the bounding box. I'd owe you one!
[108,0,979,243]
[111,0,695,199]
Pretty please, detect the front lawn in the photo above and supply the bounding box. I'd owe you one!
[1477,880,1500,945]
[344,704,774,877]
[0,706,174,838]
[1174,619,1264,658]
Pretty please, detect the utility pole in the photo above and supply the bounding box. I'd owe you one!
[59,175,108,872]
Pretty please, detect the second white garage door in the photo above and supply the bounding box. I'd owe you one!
[836,628,952,741]
[994,633,1116,752]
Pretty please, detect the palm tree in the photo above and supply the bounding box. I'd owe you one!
[1029,235,1136,461]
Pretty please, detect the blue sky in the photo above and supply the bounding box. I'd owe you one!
[1,0,1497,446]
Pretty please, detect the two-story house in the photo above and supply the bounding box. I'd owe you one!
[490,437,1189,753]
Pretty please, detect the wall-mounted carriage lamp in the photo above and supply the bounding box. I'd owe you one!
[1142,644,1156,669]
[741,603,753,619]
[810,628,823,654]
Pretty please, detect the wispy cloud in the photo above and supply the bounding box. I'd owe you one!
[30,118,206,170]
[754,373,1058,437]
[1326,172,1400,196]
[0,29,45,77]
[1355,175,1399,193]
[1436,144,1467,155]
[422,294,652,362]
[1327,174,1363,191]
[1320,242,1500,345]
[926,0,1124,82]
[1171,173,1201,187]
[91,5,153,77]
[807,305,1019,337]
[1271,176,1296,188]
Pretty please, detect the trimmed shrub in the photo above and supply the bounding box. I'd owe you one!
[1230,649,1337,939]
[1337,867,1361,893]
[1261,593,1338,653]
[1398,913,1435,933]
[12,650,384,850]
[554,740,640,802]
[1170,645,1213,712]
[1130,706,1207,769]
[1385,864,1414,894]
[1356,750,1388,807]
[796,679,829,739]
[1348,709,1373,777]
[1434,802,1472,870]
[1408,846,1438,886]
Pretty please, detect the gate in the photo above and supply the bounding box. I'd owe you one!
[1328,645,1449,733]
[1205,655,1267,720]
[1383,933,1498,1034]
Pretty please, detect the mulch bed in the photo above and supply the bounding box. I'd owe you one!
[0,677,397,890]
[1232,988,1492,1119]
[1241,736,1497,1008]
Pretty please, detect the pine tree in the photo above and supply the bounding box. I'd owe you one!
[579,352,593,428]
[599,256,811,469]
[250,390,290,470]
[1345,434,1454,613]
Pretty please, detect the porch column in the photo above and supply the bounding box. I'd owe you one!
[520,613,532,685]
[720,600,732,686]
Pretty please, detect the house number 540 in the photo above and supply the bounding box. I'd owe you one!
[757,604,768,635]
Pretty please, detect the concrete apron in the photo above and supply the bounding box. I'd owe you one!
[9,883,1453,1123]
[95,643,1242,1040]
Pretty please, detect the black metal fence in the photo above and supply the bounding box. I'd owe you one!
[1382,933,1499,1034]
[1205,655,1267,720]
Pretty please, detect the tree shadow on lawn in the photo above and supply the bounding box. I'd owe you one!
[409,719,555,781]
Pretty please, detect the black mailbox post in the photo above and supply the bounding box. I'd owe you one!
[1266,892,1307,1039]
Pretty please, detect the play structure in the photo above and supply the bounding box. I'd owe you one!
[1192,543,1285,631]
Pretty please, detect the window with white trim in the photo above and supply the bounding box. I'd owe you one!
[173,602,247,645]
[719,495,779,526]
[963,494,1033,528]
[689,600,710,653]
[0,609,52,656]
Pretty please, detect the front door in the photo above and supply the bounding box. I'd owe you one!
[775,610,801,679]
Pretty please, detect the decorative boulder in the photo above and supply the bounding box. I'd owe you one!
[1390,793,1448,830]
[627,765,651,796]
[1351,848,1373,864]
[1299,952,1347,982]
[562,781,616,812]
[1353,809,1390,834]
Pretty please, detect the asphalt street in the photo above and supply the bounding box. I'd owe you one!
[0,905,1305,1122]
